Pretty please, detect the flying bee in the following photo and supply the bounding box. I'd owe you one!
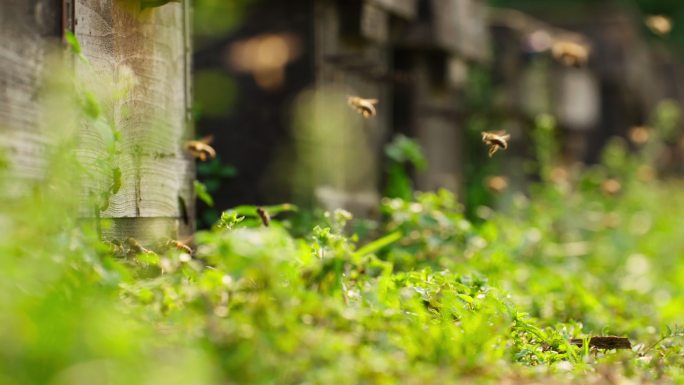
[481,131,510,157]
[347,96,378,118]
[485,175,508,193]
[166,239,194,255]
[185,135,216,161]
[601,178,621,196]
[628,126,650,145]
[645,15,672,36]
[551,40,589,67]
[256,207,270,227]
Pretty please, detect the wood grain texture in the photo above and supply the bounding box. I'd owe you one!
[75,0,194,237]
[0,0,59,181]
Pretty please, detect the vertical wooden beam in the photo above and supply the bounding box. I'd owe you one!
[75,0,193,243]
[0,0,62,183]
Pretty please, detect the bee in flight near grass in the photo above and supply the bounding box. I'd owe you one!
[256,207,271,227]
[165,239,194,255]
[481,131,510,157]
[185,135,216,161]
[347,96,378,118]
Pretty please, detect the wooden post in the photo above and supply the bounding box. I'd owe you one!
[0,0,62,182]
[74,0,194,242]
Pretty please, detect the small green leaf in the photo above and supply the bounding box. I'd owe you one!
[457,294,474,304]
[111,167,122,195]
[353,231,402,258]
[82,91,101,119]
[194,180,214,206]
[64,31,81,55]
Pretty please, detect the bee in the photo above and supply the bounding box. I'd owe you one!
[256,207,270,227]
[347,96,378,118]
[551,40,589,67]
[601,178,621,196]
[481,131,510,157]
[485,176,508,193]
[628,126,650,145]
[645,15,672,36]
[185,135,216,161]
[166,239,194,255]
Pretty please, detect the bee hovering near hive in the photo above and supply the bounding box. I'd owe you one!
[185,135,217,161]
[347,96,378,118]
[645,15,672,36]
[481,131,510,158]
[551,40,590,67]
[165,239,194,255]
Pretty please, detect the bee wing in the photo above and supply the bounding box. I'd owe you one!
[362,102,377,117]
[199,134,214,144]
[366,99,379,104]
[500,134,511,141]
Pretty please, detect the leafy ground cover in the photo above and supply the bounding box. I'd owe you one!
[3,41,684,384]
[3,123,684,385]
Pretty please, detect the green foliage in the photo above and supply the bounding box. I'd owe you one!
[64,31,85,62]
[7,126,684,383]
[194,180,214,207]
[6,32,684,385]
[384,134,427,200]
[193,0,254,41]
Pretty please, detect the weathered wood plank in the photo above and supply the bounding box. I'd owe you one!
[75,0,193,237]
[0,0,60,181]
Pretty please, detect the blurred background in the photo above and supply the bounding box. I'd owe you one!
[193,0,684,226]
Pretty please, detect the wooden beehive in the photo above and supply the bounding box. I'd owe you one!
[0,0,194,243]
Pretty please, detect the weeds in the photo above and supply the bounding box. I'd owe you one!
[5,128,684,384]
[3,41,684,384]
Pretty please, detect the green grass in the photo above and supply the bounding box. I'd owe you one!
[3,134,684,385]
